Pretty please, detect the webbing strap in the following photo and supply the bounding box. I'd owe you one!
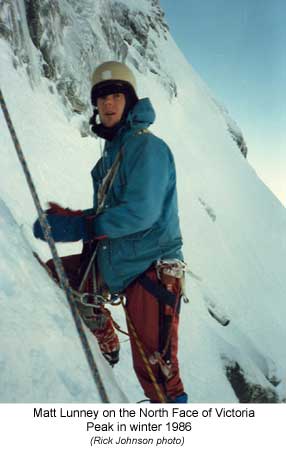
[0,87,109,403]
[138,273,181,313]
[138,272,182,364]
[96,148,122,214]
[79,146,123,292]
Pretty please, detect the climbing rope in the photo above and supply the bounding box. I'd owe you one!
[0,87,109,403]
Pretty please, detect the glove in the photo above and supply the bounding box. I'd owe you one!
[33,214,89,243]
[33,202,95,243]
[46,202,84,217]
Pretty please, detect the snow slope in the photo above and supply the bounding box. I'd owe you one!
[1,1,286,403]
[0,196,128,402]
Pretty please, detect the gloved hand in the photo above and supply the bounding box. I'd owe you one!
[46,202,84,217]
[33,202,97,243]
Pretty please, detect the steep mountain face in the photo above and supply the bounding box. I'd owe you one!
[0,0,246,153]
[1,0,285,403]
[0,1,173,107]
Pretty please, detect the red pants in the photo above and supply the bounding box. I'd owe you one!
[46,254,83,290]
[45,254,184,401]
[45,253,120,358]
[125,268,185,402]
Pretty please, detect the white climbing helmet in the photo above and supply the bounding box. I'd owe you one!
[91,61,138,105]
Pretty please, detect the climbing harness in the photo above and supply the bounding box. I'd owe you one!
[138,260,188,381]
[0,87,109,403]
[115,260,188,401]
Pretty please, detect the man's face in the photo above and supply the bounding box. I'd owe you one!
[97,93,126,128]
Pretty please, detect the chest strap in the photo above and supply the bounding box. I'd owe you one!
[97,147,123,214]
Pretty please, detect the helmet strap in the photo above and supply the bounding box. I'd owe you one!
[89,109,119,140]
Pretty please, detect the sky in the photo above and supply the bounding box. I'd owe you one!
[161,0,286,205]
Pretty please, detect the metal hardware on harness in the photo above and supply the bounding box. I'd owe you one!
[181,294,189,304]
[149,352,173,380]
[156,259,190,305]
[155,259,187,279]
[102,293,126,306]
[74,290,125,308]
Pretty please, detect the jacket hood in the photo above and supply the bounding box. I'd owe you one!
[126,98,156,129]
[98,98,156,144]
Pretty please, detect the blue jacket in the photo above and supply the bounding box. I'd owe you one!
[92,98,183,292]
[33,98,183,293]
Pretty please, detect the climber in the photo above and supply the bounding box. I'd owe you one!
[33,61,187,403]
